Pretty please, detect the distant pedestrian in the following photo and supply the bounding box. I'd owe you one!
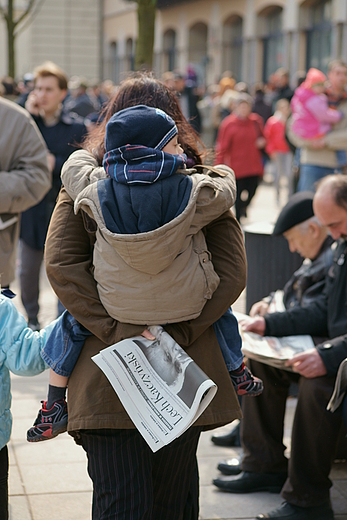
[0,96,50,292]
[288,60,347,192]
[215,94,266,220]
[264,98,293,202]
[20,62,87,329]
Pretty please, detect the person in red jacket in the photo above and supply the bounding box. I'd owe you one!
[215,94,266,220]
[264,98,293,203]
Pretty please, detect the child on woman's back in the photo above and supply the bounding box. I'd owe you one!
[27,105,263,442]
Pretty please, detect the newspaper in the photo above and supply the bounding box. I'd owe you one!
[327,358,347,413]
[92,325,217,452]
[234,311,315,371]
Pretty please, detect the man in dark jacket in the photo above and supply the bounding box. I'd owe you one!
[212,192,333,450]
[215,175,347,520]
[20,62,87,329]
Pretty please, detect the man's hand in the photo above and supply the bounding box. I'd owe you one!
[285,348,327,378]
[256,137,266,149]
[309,138,326,150]
[249,301,269,317]
[25,91,40,116]
[239,316,266,336]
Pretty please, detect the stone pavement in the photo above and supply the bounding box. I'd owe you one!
[8,179,347,519]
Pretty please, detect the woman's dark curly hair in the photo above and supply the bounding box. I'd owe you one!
[83,72,204,165]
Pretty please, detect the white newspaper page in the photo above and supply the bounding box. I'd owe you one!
[92,326,217,452]
[234,312,314,370]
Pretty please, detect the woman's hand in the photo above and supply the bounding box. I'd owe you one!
[141,329,156,341]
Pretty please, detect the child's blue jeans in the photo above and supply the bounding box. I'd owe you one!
[41,311,91,377]
[42,307,243,377]
[336,150,347,167]
[213,307,243,372]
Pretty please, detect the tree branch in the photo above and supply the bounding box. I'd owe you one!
[14,0,45,36]
[14,0,37,28]
[0,3,8,21]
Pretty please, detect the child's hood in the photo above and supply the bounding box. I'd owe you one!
[292,85,318,105]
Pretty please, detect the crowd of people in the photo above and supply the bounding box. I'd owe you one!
[0,58,347,520]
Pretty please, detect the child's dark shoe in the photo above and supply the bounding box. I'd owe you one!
[27,400,68,442]
[229,363,263,396]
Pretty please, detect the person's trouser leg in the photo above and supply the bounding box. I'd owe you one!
[283,152,294,197]
[273,156,282,200]
[19,240,43,323]
[0,445,9,520]
[282,375,342,507]
[241,359,298,474]
[152,426,201,519]
[80,427,201,520]
[235,176,260,220]
[297,165,337,193]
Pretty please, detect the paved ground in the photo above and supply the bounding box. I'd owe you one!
[8,178,347,519]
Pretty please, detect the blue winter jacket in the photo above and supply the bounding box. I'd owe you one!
[0,295,55,450]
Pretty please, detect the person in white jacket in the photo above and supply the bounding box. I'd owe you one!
[0,292,57,519]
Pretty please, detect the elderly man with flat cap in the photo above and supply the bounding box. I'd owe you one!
[212,189,346,520]
[212,191,333,450]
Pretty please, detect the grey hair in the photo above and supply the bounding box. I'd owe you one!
[296,215,321,233]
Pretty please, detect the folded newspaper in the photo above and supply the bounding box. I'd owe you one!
[327,358,347,413]
[92,325,217,452]
[234,311,315,371]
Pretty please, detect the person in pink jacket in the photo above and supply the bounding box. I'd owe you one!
[291,68,347,171]
[264,98,293,203]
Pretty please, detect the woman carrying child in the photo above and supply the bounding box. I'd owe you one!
[42,74,247,520]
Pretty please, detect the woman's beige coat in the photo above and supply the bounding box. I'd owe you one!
[45,188,246,433]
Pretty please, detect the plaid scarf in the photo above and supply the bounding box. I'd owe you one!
[103,144,187,185]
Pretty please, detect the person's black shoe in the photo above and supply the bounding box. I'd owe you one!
[217,458,242,475]
[213,471,287,494]
[28,318,40,331]
[256,501,334,519]
[211,423,241,447]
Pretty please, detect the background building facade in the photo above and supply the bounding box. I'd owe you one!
[1,0,347,86]
[105,0,347,87]
[0,0,101,80]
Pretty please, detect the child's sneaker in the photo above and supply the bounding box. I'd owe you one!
[27,400,68,442]
[229,363,263,396]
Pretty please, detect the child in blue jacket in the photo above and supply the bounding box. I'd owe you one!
[0,292,58,519]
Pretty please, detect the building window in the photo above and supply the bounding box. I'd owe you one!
[125,38,135,72]
[163,29,176,72]
[306,0,332,73]
[110,41,120,84]
[262,7,284,82]
[222,15,243,81]
[188,22,208,85]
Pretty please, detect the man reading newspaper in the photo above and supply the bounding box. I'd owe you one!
[214,175,347,520]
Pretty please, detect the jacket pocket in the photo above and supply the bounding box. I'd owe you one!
[197,249,220,299]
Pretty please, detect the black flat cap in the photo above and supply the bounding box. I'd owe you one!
[273,191,314,235]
